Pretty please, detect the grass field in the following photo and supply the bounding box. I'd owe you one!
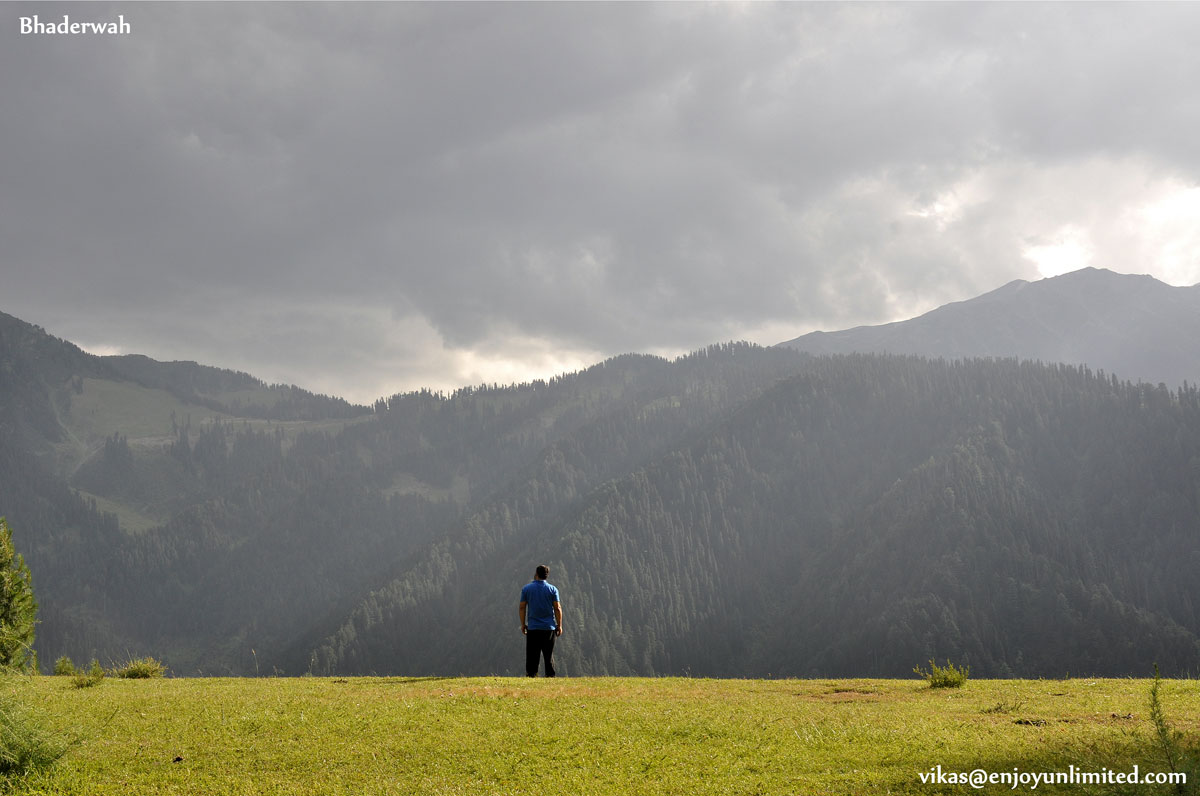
[60,378,369,464]
[3,675,1198,795]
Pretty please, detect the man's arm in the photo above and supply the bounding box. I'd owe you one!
[519,601,528,635]
[553,601,563,637]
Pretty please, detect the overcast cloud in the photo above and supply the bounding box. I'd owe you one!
[3,2,1200,404]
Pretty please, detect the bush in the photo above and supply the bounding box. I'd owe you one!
[0,687,69,780]
[52,657,76,677]
[1148,665,1197,795]
[70,660,105,690]
[914,659,969,688]
[0,519,37,672]
[112,657,167,679]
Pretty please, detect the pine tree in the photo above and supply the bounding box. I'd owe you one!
[0,518,37,671]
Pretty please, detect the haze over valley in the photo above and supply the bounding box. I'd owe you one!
[2,267,1199,677]
[5,2,1200,680]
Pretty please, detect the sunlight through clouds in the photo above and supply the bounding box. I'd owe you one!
[1132,186,1200,286]
[1022,226,1094,280]
[4,2,1200,400]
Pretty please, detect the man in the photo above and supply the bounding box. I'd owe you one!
[519,564,562,677]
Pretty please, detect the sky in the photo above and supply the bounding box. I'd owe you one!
[3,2,1200,405]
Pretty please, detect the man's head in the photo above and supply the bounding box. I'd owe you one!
[535,564,550,580]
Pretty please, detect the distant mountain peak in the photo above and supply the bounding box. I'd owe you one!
[779,267,1200,385]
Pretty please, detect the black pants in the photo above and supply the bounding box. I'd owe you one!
[526,629,556,677]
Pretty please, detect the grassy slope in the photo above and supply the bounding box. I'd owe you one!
[65,379,225,445]
[53,377,370,532]
[63,378,365,456]
[5,676,1198,795]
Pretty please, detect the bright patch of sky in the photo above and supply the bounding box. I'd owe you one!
[4,2,1200,403]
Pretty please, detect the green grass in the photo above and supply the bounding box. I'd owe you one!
[49,377,373,532]
[73,491,164,536]
[4,676,1198,794]
[64,379,226,447]
[0,683,72,783]
[381,472,471,504]
[59,378,368,467]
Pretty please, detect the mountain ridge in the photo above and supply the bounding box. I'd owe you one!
[779,268,1200,387]
[2,275,1200,678]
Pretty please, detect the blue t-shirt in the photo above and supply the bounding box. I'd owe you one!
[520,579,560,631]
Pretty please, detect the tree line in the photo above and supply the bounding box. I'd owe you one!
[2,312,1199,678]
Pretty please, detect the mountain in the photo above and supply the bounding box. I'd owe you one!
[0,310,376,667]
[298,356,1200,679]
[778,268,1200,387]
[2,306,1200,679]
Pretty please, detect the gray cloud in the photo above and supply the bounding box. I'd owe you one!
[4,2,1200,403]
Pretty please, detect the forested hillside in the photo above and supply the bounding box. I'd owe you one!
[303,357,1200,678]
[2,308,1199,678]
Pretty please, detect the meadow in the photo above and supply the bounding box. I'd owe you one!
[3,675,1198,795]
